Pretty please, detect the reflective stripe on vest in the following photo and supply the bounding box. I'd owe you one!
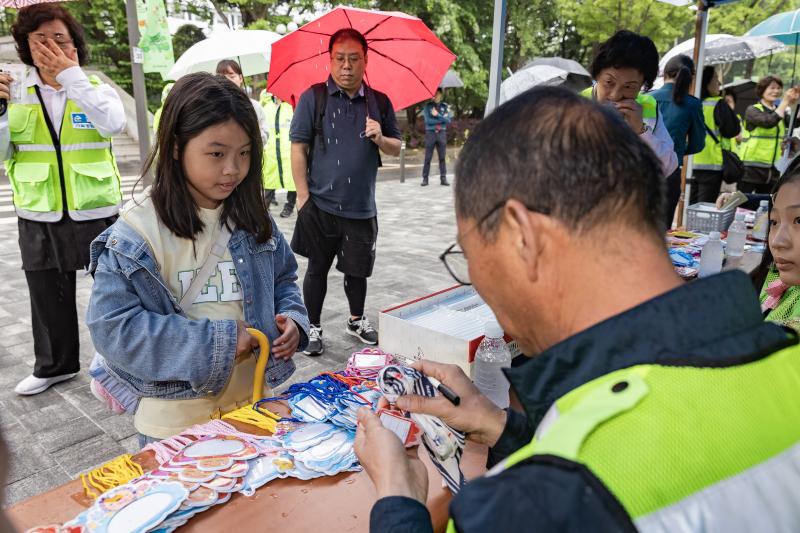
[694,97,725,171]
[4,77,121,221]
[484,345,800,532]
[740,102,785,167]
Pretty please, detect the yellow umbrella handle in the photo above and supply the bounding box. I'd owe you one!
[247,328,271,404]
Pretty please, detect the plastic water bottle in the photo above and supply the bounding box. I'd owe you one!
[752,200,770,242]
[726,212,747,257]
[472,321,512,409]
[698,231,724,278]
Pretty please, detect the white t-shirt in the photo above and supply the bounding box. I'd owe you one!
[121,189,244,322]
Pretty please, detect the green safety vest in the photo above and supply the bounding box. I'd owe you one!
[580,86,658,120]
[4,76,122,222]
[694,97,730,171]
[261,99,295,191]
[740,102,785,168]
[447,345,800,531]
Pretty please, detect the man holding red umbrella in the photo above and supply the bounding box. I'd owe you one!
[289,28,401,356]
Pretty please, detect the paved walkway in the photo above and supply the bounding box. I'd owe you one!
[0,151,460,505]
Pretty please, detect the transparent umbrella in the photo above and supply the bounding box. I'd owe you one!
[0,0,70,5]
[499,65,570,104]
[167,30,281,80]
[746,8,800,85]
[659,34,786,73]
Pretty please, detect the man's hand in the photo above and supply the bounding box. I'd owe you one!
[431,107,439,117]
[30,39,78,81]
[384,360,508,447]
[784,87,800,106]
[354,408,428,503]
[615,99,645,135]
[272,314,299,360]
[0,73,12,102]
[296,192,309,211]
[235,320,259,362]
[365,117,383,146]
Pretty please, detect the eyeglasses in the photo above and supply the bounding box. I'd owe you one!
[439,200,543,286]
[30,34,74,50]
[439,201,506,286]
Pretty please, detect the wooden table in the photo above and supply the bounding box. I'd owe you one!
[8,416,487,533]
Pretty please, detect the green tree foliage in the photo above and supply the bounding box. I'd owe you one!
[172,23,206,59]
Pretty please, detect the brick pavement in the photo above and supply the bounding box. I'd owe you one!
[0,149,460,506]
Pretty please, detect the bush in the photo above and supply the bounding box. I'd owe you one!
[403,117,479,149]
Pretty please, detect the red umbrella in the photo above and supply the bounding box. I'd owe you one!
[267,6,456,111]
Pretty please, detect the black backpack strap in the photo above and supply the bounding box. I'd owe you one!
[704,122,721,145]
[307,82,327,172]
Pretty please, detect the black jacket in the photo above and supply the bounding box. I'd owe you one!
[370,271,794,532]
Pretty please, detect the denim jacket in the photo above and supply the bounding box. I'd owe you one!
[86,217,309,400]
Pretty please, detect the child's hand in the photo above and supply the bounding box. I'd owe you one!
[235,320,259,362]
[272,314,300,360]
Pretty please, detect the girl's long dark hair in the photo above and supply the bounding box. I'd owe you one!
[752,155,800,289]
[663,54,694,105]
[142,72,270,243]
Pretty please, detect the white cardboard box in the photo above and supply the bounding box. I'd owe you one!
[379,285,520,374]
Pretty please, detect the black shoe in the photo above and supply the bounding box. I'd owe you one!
[303,326,324,356]
[421,179,429,186]
[346,316,378,345]
[271,198,279,206]
[280,204,294,218]
[441,179,450,186]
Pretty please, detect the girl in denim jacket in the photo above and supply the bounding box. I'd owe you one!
[86,73,309,443]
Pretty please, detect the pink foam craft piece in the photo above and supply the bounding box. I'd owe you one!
[142,420,266,465]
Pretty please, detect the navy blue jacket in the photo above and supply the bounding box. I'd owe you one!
[370,271,793,532]
[650,83,705,164]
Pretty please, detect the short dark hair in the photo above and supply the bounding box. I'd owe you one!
[455,87,665,239]
[11,4,88,67]
[756,75,783,99]
[329,28,368,56]
[215,59,243,77]
[143,72,271,243]
[590,30,659,91]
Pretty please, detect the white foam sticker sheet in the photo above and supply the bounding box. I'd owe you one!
[282,422,338,451]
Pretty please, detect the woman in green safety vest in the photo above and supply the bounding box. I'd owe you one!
[0,5,126,396]
[582,30,678,178]
[691,66,741,204]
[739,75,798,194]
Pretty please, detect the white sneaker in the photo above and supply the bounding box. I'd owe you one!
[14,373,77,396]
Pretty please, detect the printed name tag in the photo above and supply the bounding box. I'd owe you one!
[71,112,95,129]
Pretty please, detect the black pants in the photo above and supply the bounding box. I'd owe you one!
[690,170,723,205]
[286,191,297,207]
[25,269,79,378]
[422,130,447,181]
[664,167,682,229]
[292,201,378,326]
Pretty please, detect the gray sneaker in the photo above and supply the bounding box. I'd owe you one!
[346,316,378,345]
[303,325,324,356]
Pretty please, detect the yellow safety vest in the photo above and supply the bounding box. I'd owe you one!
[694,96,729,171]
[261,99,295,191]
[740,102,785,168]
[4,76,121,222]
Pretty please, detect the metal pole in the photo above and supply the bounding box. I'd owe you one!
[484,0,507,117]
[679,2,709,227]
[125,0,152,182]
[399,140,406,183]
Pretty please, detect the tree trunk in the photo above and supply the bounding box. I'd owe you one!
[209,0,231,28]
